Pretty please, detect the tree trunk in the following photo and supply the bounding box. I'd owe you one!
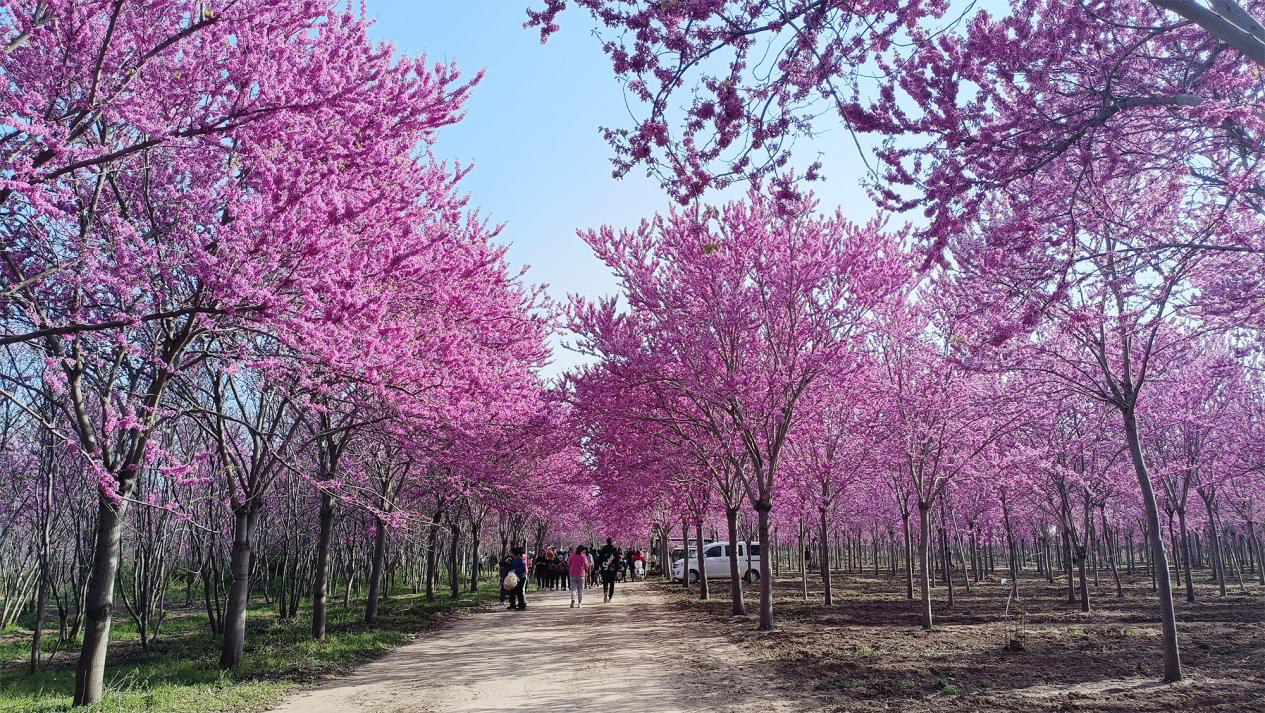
[901,511,913,600]
[1248,521,1265,586]
[277,545,289,620]
[219,505,259,668]
[798,518,808,600]
[425,517,441,602]
[889,530,898,578]
[469,522,482,592]
[1147,523,1158,591]
[1045,535,1054,583]
[917,502,933,630]
[72,495,128,706]
[819,508,833,606]
[449,518,461,599]
[31,517,51,672]
[660,527,671,582]
[939,502,954,606]
[1177,507,1195,603]
[30,563,49,673]
[1127,530,1135,575]
[694,518,709,600]
[725,508,745,615]
[1102,515,1123,598]
[772,527,780,577]
[1202,499,1227,597]
[873,529,881,577]
[1002,506,1019,600]
[681,517,691,591]
[970,525,980,582]
[1063,525,1076,604]
[1076,544,1091,613]
[1089,518,1099,586]
[1122,409,1182,683]
[756,500,773,631]
[365,518,387,624]
[311,492,335,640]
[1228,530,1245,592]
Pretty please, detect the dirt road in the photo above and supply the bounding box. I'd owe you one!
[269,582,797,713]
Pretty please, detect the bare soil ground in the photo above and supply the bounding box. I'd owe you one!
[267,582,804,713]
[263,570,1263,713]
[660,568,1265,712]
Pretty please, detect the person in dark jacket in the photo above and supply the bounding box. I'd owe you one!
[507,546,528,610]
[498,554,514,604]
[597,538,618,568]
[587,546,599,587]
[535,548,551,591]
[598,538,620,603]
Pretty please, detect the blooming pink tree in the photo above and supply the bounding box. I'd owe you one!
[1223,378,1265,586]
[784,364,883,606]
[1146,345,1244,601]
[0,1,543,701]
[574,188,907,629]
[944,151,1230,680]
[529,2,1265,268]
[873,303,1018,629]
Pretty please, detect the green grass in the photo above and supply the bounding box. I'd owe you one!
[0,579,499,712]
[932,676,960,696]
[0,634,31,668]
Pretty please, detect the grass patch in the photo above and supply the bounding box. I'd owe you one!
[932,675,960,695]
[0,579,498,713]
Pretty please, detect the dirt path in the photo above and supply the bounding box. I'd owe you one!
[269,582,797,713]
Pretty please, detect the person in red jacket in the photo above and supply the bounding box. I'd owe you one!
[632,550,647,581]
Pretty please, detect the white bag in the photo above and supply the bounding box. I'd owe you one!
[502,572,519,590]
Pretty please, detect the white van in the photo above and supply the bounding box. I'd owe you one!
[671,541,761,583]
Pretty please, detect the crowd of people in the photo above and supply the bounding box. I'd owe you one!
[496,539,647,611]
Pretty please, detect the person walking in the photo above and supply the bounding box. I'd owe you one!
[598,538,620,603]
[498,553,514,604]
[568,545,591,608]
[507,546,528,611]
[553,550,568,590]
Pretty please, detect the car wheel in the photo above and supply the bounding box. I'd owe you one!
[688,570,699,584]
[744,569,761,583]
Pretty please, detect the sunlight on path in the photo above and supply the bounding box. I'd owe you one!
[269,582,754,713]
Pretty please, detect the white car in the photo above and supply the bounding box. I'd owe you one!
[672,541,761,583]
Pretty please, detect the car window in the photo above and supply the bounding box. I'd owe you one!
[748,543,761,556]
[721,545,731,558]
[704,544,723,557]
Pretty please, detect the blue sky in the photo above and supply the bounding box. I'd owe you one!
[366,2,877,376]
